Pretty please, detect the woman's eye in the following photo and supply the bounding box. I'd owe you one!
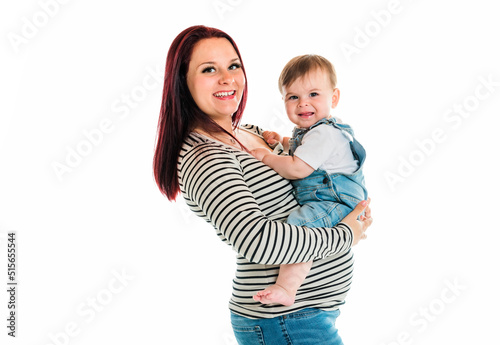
[228,63,241,70]
[202,66,216,73]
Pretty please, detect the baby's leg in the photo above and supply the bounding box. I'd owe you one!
[253,200,346,306]
[253,261,313,306]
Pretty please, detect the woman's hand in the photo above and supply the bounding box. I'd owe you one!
[341,198,373,246]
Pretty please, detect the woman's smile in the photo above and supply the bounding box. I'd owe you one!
[213,90,236,99]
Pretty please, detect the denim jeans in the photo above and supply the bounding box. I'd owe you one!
[231,308,344,345]
[287,169,367,227]
[287,117,368,228]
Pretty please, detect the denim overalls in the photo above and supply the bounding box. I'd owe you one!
[287,117,368,227]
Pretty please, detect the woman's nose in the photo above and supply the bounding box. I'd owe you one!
[219,70,234,84]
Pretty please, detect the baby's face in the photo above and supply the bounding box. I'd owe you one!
[282,68,339,129]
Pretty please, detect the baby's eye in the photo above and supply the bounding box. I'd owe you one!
[202,66,216,73]
[288,95,298,100]
[310,92,319,97]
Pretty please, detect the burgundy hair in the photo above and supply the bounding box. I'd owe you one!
[153,25,248,200]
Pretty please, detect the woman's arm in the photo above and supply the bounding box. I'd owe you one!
[180,144,370,266]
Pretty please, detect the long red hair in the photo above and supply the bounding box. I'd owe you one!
[153,25,248,200]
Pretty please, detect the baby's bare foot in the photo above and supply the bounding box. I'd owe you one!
[253,284,296,306]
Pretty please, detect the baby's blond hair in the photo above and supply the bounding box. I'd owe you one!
[278,54,337,94]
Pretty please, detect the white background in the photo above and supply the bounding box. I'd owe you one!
[1,0,499,344]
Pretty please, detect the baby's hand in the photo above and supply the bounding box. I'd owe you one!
[250,148,271,161]
[262,131,283,146]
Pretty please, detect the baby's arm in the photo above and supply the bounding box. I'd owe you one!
[251,148,314,180]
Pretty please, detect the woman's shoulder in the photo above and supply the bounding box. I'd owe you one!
[178,132,247,198]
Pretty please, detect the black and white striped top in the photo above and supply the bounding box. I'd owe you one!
[178,125,355,319]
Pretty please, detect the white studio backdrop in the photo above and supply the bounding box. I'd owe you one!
[1,0,499,344]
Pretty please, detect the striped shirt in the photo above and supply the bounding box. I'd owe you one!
[178,125,355,319]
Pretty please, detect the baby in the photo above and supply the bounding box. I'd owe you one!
[251,54,368,306]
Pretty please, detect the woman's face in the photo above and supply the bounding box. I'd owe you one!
[186,38,245,122]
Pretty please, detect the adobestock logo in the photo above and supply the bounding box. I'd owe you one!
[340,0,408,63]
[264,108,292,136]
[45,268,134,345]
[380,278,466,345]
[384,74,499,192]
[7,0,72,54]
[51,64,163,182]
[212,0,243,20]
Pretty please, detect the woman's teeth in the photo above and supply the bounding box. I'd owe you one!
[214,91,235,97]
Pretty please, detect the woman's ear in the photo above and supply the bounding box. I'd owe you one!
[331,88,340,109]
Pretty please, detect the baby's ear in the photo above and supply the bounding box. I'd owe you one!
[331,88,341,109]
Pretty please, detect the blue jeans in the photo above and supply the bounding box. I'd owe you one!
[230,308,344,345]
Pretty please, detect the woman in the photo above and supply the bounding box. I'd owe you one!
[153,25,372,345]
